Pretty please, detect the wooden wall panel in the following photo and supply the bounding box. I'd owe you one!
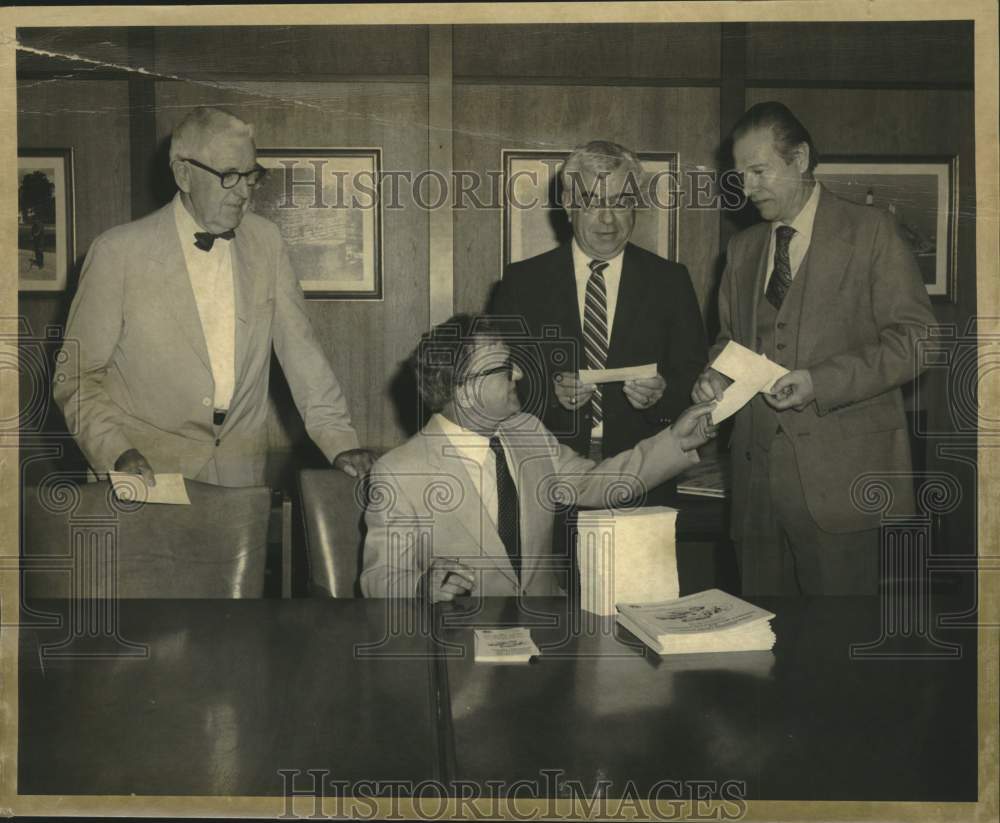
[17,79,132,340]
[454,24,721,81]
[155,81,429,454]
[153,27,428,77]
[453,84,721,318]
[17,80,133,272]
[16,79,132,475]
[16,27,133,74]
[746,22,974,86]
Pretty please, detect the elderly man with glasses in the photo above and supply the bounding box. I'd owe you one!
[55,106,372,487]
[360,313,715,601]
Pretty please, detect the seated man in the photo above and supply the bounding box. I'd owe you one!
[360,313,715,601]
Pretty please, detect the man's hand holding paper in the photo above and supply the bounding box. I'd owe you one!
[697,341,790,424]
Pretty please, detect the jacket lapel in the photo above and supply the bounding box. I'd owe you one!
[230,228,257,391]
[548,244,584,367]
[745,225,771,348]
[149,204,212,373]
[607,243,648,365]
[795,187,855,361]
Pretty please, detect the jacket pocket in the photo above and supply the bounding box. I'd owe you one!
[837,401,904,437]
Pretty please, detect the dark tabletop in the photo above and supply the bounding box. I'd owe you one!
[18,595,977,802]
[19,598,440,796]
[434,595,978,802]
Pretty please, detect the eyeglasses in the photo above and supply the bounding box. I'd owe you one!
[460,360,515,382]
[182,157,267,189]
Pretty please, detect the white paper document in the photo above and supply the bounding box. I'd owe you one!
[578,363,657,385]
[109,472,191,505]
[709,341,789,424]
[474,628,540,664]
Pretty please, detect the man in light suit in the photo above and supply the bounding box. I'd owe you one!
[360,313,715,601]
[490,140,707,470]
[693,102,936,595]
[54,107,373,487]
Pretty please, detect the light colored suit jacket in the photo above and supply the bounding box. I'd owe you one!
[713,187,936,534]
[360,412,698,598]
[53,202,359,487]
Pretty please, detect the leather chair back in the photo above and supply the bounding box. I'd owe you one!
[22,479,271,598]
[298,469,367,597]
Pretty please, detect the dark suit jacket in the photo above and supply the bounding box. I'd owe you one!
[713,187,937,535]
[490,242,707,459]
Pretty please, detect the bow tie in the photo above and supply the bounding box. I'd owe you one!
[193,230,235,251]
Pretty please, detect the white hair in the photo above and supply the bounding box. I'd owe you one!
[559,140,644,191]
[169,107,255,163]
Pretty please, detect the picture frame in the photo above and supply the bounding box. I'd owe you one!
[17,148,75,292]
[254,148,383,300]
[501,149,680,272]
[814,155,959,302]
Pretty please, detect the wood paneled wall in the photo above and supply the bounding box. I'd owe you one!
[15,22,979,504]
[16,79,132,469]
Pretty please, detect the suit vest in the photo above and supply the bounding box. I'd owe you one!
[750,247,812,450]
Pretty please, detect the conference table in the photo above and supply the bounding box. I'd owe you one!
[18,594,977,802]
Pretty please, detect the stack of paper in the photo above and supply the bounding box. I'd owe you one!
[474,628,540,664]
[676,454,728,499]
[710,341,789,424]
[576,506,678,617]
[616,589,776,655]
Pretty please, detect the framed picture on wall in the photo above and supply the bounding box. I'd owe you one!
[254,148,383,300]
[814,155,959,302]
[501,149,680,272]
[17,148,75,292]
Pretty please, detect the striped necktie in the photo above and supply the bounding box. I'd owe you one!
[583,259,610,425]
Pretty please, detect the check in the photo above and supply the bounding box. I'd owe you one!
[710,341,789,424]
[578,362,657,384]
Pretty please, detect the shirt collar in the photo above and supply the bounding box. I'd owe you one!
[173,192,235,253]
[173,192,205,244]
[571,238,625,272]
[431,413,494,466]
[773,180,821,242]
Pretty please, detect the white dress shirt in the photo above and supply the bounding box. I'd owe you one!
[173,194,236,412]
[763,181,822,292]
[432,413,519,527]
[571,240,625,437]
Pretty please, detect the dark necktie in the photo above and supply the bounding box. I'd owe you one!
[583,259,610,425]
[764,225,796,310]
[489,434,521,582]
[193,229,235,252]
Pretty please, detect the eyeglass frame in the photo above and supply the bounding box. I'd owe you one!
[458,359,515,384]
[180,157,267,190]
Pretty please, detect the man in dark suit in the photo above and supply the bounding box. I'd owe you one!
[693,102,936,595]
[490,140,707,480]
